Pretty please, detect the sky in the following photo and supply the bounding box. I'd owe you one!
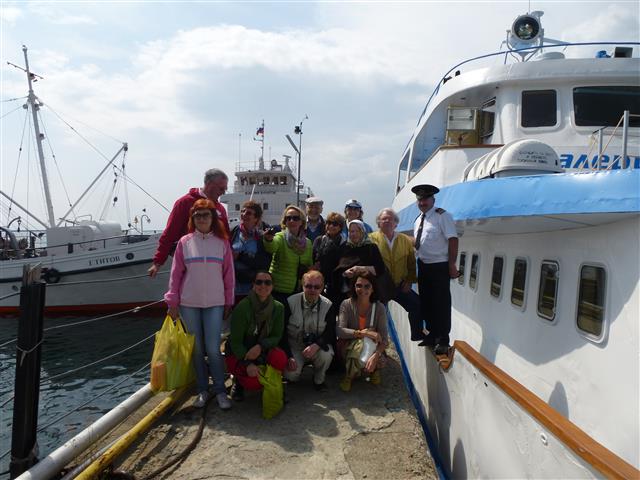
[1,1,638,231]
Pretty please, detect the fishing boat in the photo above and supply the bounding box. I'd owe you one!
[0,47,169,314]
[389,11,639,478]
[220,121,314,226]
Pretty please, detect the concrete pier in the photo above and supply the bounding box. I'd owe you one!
[81,345,437,479]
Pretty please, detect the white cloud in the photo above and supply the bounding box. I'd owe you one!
[0,5,22,23]
[28,3,96,25]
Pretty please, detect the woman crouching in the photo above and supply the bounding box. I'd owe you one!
[164,199,235,410]
[336,272,388,392]
[225,271,288,402]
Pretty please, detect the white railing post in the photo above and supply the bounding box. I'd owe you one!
[621,110,629,169]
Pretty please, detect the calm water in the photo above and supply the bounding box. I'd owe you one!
[0,313,162,474]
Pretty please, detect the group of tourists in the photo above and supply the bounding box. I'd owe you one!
[152,168,459,412]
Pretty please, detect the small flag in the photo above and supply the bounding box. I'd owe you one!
[256,127,264,136]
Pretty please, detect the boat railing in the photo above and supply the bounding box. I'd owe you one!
[586,111,640,170]
[0,233,156,261]
[442,341,639,479]
[411,41,640,134]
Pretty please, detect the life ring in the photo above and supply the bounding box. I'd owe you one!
[43,268,61,284]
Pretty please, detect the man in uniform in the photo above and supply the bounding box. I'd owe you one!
[305,196,325,243]
[412,184,459,355]
[148,168,230,278]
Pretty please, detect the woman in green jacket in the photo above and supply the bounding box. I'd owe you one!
[263,205,313,306]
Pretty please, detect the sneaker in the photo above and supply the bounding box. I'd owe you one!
[339,376,352,392]
[230,382,244,401]
[313,381,328,392]
[369,370,381,385]
[193,391,210,408]
[216,392,232,410]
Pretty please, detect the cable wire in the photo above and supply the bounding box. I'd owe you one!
[0,104,24,120]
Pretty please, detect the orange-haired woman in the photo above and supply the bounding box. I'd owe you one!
[165,199,235,409]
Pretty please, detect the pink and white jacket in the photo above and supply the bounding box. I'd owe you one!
[164,231,235,308]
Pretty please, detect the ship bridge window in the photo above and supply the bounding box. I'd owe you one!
[490,256,504,299]
[397,150,410,192]
[511,257,528,309]
[480,98,496,143]
[280,176,287,185]
[537,261,559,321]
[573,86,640,127]
[521,90,557,127]
[577,265,606,337]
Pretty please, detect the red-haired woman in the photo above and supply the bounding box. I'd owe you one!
[165,199,235,409]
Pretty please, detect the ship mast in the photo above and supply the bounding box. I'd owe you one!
[22,45,56,228]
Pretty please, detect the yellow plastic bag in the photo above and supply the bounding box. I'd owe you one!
[258,364,284,419]
[150,315,195,392]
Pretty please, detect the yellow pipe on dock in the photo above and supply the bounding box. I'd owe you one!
[76,385,190,480]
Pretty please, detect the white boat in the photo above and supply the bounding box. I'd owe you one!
[220,121,314,226]
[0,47,169,315]
[389,12,639,478]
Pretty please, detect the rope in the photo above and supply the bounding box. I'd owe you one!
[135,398,209,480]
[0,291,20,302]
[0,361,150,461]
[46,270,168,288]
[42,300,165,332]
[16,338,43,367]
[6,107,30,224]
[0,104,24,120]
[0,298,165,348]
[1,95,27,102]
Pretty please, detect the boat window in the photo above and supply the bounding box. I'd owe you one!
[577,265,606,336]
[511,258,528,308]
[469,254,479,291]
[458,252,466,285]
[235,204,240,211]
[263,176,270,184]
[537,261,559,321]
[479,98,496,143]
[263,203,269,211]
[573,86,640,127]
[280,176,287,185]
[490,256,504,298]
[397,150,410,192]
[521,90,557,127]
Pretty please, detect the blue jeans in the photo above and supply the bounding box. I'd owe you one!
[179,305,225,395]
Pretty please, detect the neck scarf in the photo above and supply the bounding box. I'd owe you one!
[248,290,274,339]
[285,228,307,255]
[240,221,259,241]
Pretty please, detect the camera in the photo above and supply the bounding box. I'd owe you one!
[303,332,318,346]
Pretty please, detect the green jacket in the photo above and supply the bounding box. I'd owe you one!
[263,232,313,294]
[229,297,284,359]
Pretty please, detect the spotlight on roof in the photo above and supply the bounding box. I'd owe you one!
[507,11,544,53]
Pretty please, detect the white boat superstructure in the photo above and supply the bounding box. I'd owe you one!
[0,47,169,314]
[389,12,639,478]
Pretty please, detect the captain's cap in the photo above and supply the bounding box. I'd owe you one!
[411,184,440,199]
[345,199,363,209]
[305,196,324,205]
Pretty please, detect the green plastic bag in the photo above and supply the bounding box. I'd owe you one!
[150,315,195,392]
[258,364,284,419]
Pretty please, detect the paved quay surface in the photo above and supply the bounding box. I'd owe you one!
[113,345,437,479]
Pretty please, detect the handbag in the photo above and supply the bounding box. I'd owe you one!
[150,315,195,392]
[258,364,284,419]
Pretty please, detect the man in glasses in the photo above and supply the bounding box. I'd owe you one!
[148,168,230,278]
[282,270,335,391]
[304,196,325,243]
[412,184,459,355]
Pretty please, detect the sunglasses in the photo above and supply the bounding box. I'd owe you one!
[192,212,212,219]
[355,283,372,290]
[254,279,273,286]
[326,220,342,227]
[285,215,301,222]
[303,284,322,290]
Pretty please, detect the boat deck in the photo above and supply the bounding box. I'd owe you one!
[81,344,436,479]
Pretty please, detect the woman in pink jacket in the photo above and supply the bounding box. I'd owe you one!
[165,199,235,409]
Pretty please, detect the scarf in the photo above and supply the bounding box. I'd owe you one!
[248,290,274,339]
[316,233,345,257]
[285,228,308,255]
[346,220,371,248]
[240,222,259,241]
